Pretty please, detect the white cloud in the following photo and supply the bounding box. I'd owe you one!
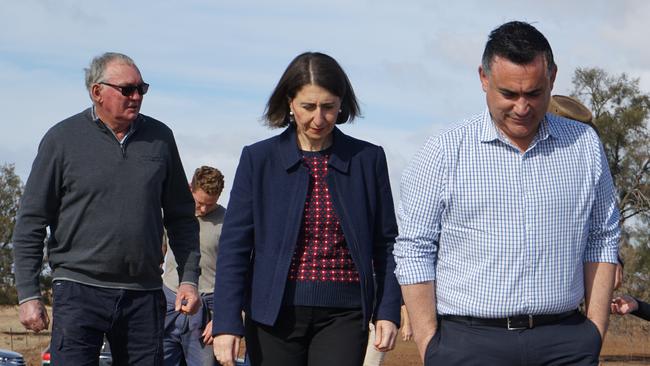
[1,0,649,208]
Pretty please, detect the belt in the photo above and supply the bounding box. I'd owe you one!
[442,309,578,330]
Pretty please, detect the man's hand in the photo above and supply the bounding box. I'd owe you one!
[175,283,200,315]
[611,295,639,315]
[201,320,214,345]
[19,299,49,332]
[213,334,241,366]
[373,320,398,352]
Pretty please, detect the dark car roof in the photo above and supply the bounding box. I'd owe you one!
[0,349,23,357]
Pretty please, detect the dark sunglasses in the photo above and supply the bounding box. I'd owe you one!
[99,82,149,96]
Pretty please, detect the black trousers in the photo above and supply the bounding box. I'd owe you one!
[425,312,602,366]
[245,306,367,366]
[51,280,166,366]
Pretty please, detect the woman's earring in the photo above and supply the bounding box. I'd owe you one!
[289,110,295,123]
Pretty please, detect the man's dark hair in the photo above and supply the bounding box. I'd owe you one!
[481,21,556,75]
[264,52,360,127]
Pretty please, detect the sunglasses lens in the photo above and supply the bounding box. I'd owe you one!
[139,83,149,95]
[121,86,137,96]
[106,83,148,96]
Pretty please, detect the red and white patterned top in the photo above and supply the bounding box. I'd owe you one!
[287,153,360,283]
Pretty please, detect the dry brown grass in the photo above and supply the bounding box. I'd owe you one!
[599,315,650,365]
[1,305,648,366]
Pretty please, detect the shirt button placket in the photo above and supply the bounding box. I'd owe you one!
[521,153,534,313]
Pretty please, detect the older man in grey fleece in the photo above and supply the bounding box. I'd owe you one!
[12,52,201,365]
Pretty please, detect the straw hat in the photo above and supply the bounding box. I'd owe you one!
[547,95,593,124]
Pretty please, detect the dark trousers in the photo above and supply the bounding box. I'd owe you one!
[51,280,166,366]
[245,306,367,366]
[425,312,602,366]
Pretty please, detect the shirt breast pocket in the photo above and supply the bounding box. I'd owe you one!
[136,154,167,186]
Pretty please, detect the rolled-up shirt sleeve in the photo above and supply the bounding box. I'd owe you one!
[583,132,620,264]
[394,137,447,285]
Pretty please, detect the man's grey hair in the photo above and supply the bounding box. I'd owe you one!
[84,52,138,93]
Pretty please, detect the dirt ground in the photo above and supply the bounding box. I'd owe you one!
[1,305,648,366]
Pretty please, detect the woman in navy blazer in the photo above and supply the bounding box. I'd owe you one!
[212,52,401,366]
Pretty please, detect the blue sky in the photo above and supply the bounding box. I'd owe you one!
[2,0,649,205]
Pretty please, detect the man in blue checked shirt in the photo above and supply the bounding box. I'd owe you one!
[394,21,620,366]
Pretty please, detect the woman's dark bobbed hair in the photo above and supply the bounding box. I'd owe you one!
[263,52,361,128]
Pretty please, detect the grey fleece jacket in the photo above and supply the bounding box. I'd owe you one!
[12,108,200,303]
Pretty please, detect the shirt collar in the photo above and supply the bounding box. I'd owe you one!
[479,108,556,147]
[91,105,99,122]
[91,105,142,134]
[277,125,350,174]
[543,112,563,140]
[479,108,499,143]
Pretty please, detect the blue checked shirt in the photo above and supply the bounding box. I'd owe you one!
[394,110,620,317]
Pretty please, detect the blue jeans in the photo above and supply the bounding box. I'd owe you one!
[51,280,166,366]
[163,285,219,366]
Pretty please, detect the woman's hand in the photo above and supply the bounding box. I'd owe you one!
[213,334,242,366]
[373,320,398,352]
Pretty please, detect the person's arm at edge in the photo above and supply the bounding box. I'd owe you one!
[611,296,650,321]
[401,282,437,361]
[631,298,650,321]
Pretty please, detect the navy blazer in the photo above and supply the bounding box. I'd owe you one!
[212,125,401,336]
